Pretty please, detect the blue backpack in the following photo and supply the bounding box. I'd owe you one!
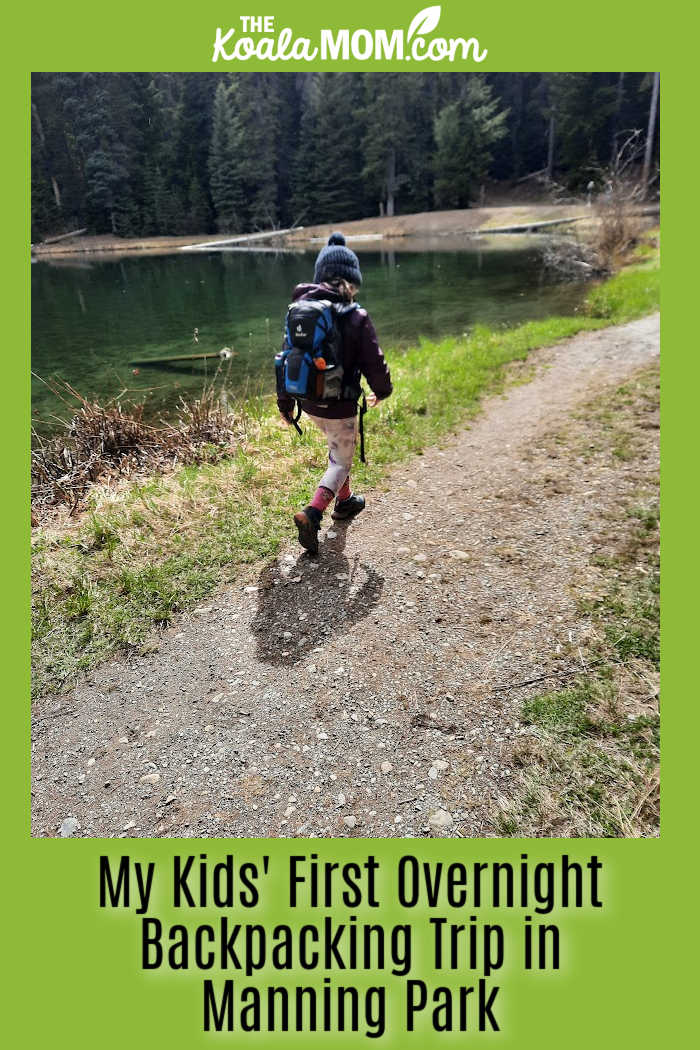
[275,299,360,405]
[274,297,368,462]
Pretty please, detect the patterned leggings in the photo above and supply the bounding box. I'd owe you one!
[306,413,358,510]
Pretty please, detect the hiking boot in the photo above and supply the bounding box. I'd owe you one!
[293,506,321,555]
[331,494,366,521]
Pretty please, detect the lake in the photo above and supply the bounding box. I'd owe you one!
[31,238,590,435]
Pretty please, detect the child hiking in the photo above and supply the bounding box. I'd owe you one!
[276,232,392,556]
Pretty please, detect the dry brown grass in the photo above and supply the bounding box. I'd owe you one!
[31,379,245,520]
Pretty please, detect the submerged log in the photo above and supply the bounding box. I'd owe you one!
[129,348,235,366]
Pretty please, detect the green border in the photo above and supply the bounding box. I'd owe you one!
[9,3,690,1045]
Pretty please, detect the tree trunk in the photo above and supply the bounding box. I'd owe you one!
[546,113,555,180]
[610,72,625,163]
[51,177,62,210]
[31,102,46,146]
[386,149,396,218]
[642,72,660,200]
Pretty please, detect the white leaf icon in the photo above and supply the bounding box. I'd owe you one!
[407,5,442,41]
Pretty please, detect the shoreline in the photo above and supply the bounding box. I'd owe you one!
[31,203,658,260]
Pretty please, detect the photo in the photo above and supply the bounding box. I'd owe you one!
[31,71,660,840]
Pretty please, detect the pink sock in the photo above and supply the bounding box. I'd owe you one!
[310,486,335,513]
[336,477,351,502]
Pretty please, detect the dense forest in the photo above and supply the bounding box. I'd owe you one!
[31,72,659,241]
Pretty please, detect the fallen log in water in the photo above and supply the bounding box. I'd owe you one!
[129,348,235,366]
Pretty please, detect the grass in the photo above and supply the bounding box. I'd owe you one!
[32,249,660,701]
[495,369,659,838]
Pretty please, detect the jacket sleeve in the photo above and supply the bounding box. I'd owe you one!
[355,310,392,401]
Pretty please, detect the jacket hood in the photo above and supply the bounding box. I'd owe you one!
[292,282,347,303]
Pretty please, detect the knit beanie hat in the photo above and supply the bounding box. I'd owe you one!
[313,232,363,287]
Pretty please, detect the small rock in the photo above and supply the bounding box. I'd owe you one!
[337,793,346,806]
[139,773,161,785]
[449,550,469,561]
[123,821,136,831]
[428,767,439,780]
[284,805,296,817]
[428,809,453,830]
[432,759,449,771]
[59,817,80,838]
[413,553,428,563]
[380,761,393,773]
[396,547,411,556]
[244,585,258,593]
[343,815,357,829]
[326,530,338,539]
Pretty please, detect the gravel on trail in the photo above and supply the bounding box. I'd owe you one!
[31,314,660,839]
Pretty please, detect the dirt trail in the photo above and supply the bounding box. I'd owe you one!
[31,315,660,839]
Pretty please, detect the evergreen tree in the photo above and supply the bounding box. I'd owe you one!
[208,80,243,232]
[228,74,280,231]
[542,73,618,188]
[60,72,148,235]
[362,73,421,216]
[315,73,366,220]
[186,175,213,234]
[289,74,323,224]
[433,77,508,208]
[275,74,305,227]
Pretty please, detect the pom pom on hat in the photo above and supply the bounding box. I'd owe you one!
[313,231,362,286]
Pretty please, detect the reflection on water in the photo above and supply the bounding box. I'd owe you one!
[32,238,590,434]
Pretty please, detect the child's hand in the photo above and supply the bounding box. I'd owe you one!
[367,392,379,409]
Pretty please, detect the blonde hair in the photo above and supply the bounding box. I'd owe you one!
[329,277,358,302]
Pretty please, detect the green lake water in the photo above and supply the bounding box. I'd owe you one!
[31,239,590,435]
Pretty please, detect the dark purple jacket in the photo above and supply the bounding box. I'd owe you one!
[277,282,393,419]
